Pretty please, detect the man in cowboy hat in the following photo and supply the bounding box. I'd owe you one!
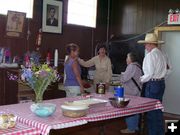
[138,33,167,135]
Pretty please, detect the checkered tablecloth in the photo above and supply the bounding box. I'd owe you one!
[0,93,163,135]
[0,122,40,135]
[84,93,163,122]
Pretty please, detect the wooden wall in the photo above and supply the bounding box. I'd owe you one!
[110,0,180,36]
[0,0,108,60]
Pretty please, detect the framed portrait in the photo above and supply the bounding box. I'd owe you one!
[6,11,26,38]
[42,0,63,34]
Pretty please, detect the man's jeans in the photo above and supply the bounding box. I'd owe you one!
[125,114,140,131]
[145,80,165,135]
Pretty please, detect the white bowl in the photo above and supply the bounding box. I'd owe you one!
[61,104,89,118]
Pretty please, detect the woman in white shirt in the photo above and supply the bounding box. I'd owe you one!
[78,44,112,90]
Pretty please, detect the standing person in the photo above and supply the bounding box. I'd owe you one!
[120,52,142,134]
[64,43,84,97]
[138,33,167,135]
[78,44,112,90]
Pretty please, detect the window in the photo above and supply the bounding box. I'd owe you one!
[0,0,34,18]
[67,0,97,28]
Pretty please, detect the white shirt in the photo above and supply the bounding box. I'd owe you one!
[141,48,167,83]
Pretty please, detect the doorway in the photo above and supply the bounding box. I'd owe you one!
[161,31,180,115]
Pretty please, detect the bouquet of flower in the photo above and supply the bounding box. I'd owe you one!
[8,64,60,103]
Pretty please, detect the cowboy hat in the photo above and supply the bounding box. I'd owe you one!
[137,33,165,44]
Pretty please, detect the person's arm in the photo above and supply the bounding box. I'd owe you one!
[72,60,84,93]
[120,64,136,83]
[140,54,155,83]
[78,57,95,67]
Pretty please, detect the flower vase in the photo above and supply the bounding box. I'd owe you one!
[35,93,43,103]
[30,88,56,117]
[30,103,56,117]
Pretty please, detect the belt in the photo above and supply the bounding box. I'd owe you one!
[150,78,164,81]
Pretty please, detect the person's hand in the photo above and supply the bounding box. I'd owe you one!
[80,87,84,94]
[82,80,91,89]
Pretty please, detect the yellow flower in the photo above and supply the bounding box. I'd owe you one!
[45,68,51,72]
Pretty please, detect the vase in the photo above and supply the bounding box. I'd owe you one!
[34,89,45,103]
[30,103,56,117]
[35,94,43,103]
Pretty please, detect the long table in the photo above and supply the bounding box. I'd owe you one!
[0,93,163,135]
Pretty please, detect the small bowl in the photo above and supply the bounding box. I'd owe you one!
[109,97,130,108]
[30,103,56,117]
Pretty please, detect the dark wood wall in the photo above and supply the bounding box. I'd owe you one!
[0,0,108,60]
[110,0,180,36]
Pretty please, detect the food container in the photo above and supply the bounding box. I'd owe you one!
[64,98,108,109]
[30,103,56,117]
[61,105,89,118]
[96,83,106,94]
[109,97,130,108]
[0,114,16,129]
[114,86,124,99]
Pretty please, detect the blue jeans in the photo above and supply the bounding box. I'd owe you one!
[125,114,139,131]
[145,80,165,135]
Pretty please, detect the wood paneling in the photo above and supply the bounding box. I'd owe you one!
[110,0,180,35]
[0,68,18,105]
[0,0,108,60]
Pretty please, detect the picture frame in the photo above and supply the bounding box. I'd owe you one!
[42,0,63,34]
[6,11,26,38]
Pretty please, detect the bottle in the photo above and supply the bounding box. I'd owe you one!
[25,55,30,68]
[46,52,51,65]
[54,49,58,67]
[5,48,11,63]
[96,82,106,94]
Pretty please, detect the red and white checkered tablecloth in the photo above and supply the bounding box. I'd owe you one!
[84,93,163,122]
[0,92,163,135]
[0,122,40,135]
[0,98,87,135]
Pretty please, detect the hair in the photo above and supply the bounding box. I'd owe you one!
[128,52,138,62]
[50,7,55,12]
[66,43,79,55]
[97,44,107,53]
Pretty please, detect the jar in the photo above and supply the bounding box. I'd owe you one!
[96,83,106,94]
[114,85,124,100]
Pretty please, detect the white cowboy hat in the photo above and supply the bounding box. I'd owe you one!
[137,33,165,44]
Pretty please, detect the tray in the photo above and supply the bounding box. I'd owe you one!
[65,98,108,109]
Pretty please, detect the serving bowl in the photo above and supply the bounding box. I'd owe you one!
[109,97,130,108]
[61,104,89,118]
[30,103,56,117]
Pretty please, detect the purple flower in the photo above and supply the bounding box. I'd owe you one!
[38,70,48,78]
[21,68,33,80]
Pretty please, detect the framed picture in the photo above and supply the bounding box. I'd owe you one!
[42,0,63,34]
[6,11,26,38]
